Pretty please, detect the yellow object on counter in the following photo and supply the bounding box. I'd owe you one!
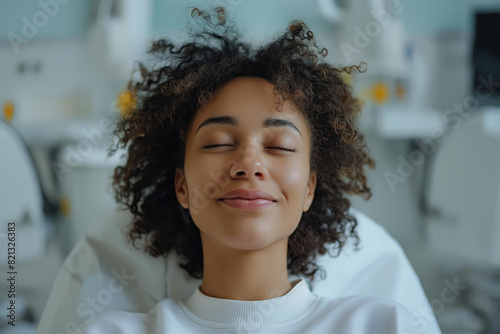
[3,101,15,121]
[372,81,389,104]
[116,89,137,116]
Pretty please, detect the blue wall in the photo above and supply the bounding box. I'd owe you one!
[1,0,500,41]
[0,0,92,40]
[151,0,326,39]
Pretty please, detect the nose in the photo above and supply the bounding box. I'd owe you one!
[228,142,267,180]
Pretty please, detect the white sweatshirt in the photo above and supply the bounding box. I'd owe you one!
[82,279,423,333]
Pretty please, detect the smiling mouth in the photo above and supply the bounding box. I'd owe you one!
[218,198,276,210]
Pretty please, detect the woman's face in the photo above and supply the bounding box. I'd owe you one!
[175,76,317,251]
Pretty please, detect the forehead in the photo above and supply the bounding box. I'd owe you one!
[188,76,310,137]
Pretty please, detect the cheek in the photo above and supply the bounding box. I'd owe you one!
[274,160,309,198]
[184,154,227,200]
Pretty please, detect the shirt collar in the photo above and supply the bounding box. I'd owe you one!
[179,279,317,327]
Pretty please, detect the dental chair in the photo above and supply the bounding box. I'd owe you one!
[0,120,47,266]
[0,119,55,333]
[38,202,442,333]
[425,106,500,333]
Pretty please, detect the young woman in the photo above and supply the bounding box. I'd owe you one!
[83,7,422,333]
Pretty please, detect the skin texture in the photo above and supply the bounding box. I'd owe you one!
[175,77,317,300]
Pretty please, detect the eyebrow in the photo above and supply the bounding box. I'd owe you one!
[195,115,302,137]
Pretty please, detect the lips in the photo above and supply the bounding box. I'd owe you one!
[218,189,278,202]
[218,189,278,210]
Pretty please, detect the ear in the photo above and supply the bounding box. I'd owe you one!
[175,168,189,209]
[303,171,317,213]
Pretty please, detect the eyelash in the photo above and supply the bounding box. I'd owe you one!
[203,144,296,152]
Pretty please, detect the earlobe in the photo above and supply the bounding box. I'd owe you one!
[303,171,317,212]
[175,168,189,209]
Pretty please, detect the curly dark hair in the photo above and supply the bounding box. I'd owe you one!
[109,6,375,281]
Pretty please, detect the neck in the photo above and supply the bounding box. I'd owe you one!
[199,233,292,301]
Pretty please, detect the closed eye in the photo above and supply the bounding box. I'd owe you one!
[203,144,296,152]
[269,146,296,152]
[203,144,232,149]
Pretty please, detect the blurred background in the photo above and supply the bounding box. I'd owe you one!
[1,0,500,333]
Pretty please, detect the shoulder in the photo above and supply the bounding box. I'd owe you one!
[314,295,424,333]
[81,309,156,334]
[80,299,183,334]
[331,295,416,319]
[328,295,408,310]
